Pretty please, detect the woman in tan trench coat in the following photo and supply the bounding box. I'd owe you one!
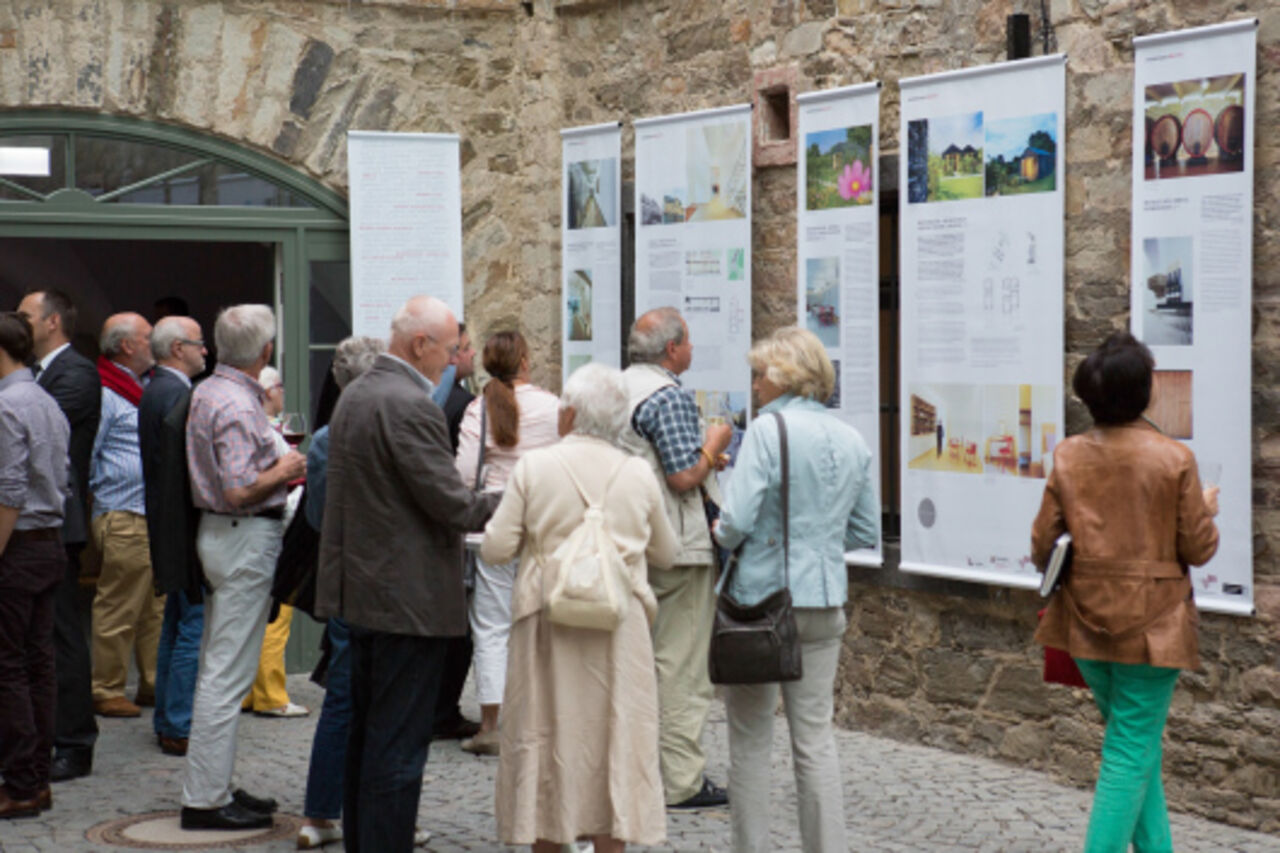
[1033,332,1218,853]
[480,362,677,852]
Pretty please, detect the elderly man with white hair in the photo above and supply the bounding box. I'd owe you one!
[316,295,499,853]
[179,304,306,831]
[482,362,677,851]
[88,312,162,720]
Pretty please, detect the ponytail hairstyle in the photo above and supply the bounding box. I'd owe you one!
[482,330,528,448]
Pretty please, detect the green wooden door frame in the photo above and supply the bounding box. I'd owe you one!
[1,111,351,674]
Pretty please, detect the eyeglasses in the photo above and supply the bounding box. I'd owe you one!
[179,338,205,348]
[427,334,460,358]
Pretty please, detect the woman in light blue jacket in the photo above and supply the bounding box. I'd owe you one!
[713,326,879,853]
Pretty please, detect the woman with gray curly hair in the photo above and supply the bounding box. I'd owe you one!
[713,326,880,853]
[481,362,677,852]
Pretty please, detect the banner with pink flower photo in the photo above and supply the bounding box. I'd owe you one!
[897,55,1066,590]
[796,81,883,567]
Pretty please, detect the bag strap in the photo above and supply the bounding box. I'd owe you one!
[473,401,487,491]
[554,449,627,511]
[774,412,790,592]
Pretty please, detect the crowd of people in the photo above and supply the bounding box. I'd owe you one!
[0,287,1222,853]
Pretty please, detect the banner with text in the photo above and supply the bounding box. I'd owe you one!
[348,131,463,337]
[635,105,753,445]
[561,123,623,380]
[1131,21,1257,616]
[796,82,883,567]
[899,56,1067,588]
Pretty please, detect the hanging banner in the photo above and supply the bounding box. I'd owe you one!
[561,122,623,380]
[796,82,883,567]
[348,131,464,336]
[1131,20,1257,617]
[634,104,753,444]
[898,55,1067,588]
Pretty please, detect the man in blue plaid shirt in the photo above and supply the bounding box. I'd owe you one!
[622,307,733,810]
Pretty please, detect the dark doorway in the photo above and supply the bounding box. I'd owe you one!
[0,237,273,356]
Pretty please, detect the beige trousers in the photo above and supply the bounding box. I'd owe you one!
[648,561,716,805]
[90,511,164,702]
[725,607,849,853]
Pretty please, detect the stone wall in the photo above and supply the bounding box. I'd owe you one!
[1,0,1277,832]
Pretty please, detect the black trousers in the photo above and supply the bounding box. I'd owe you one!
[0,538,64,798]
[432,632,472,731]
[344,628,447,853]
[53,544,97,759]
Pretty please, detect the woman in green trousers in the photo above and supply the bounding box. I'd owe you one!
[1032,332,1219,853]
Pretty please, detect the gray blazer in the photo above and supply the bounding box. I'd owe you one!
[315,354,498,636]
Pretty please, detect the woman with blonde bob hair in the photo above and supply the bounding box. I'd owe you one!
[713,326,879,853]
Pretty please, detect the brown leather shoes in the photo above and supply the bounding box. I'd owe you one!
[0,787,41,819]
[36,788,51,811]
[134,692,156,708]
[158,735,189,756]
[94,696,142,718]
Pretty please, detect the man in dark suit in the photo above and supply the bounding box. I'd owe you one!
[316,296,499,853]
[138,316,208,758]
[16,289,100,783]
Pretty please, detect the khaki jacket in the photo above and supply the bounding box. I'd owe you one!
[480,434,678,625]
[1032,421,1218,670]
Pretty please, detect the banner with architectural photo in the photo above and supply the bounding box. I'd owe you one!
[898,56,1067,588]
[561,122,623,381]
[634,104,753,448]
[796,82,883,567]
[1131,20,1257,616]
[348,131,464,335]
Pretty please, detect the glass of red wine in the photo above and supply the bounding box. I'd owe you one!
[281,412,308,448]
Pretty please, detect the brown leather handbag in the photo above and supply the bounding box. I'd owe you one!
[709,412,803,685]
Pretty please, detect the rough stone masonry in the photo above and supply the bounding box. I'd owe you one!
[0,0,1275,833]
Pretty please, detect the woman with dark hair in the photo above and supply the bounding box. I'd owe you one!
[1033,331,1219,853]
[454,331,560,756]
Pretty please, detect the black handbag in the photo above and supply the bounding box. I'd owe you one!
[709,412,802,685]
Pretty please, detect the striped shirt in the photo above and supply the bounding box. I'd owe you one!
[186,364,284,514]
[0,367,69,529]
[89,365,146,517]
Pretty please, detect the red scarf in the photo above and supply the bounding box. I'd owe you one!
[97,356,144,407]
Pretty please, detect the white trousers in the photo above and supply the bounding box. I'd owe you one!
[724,607,849,853]
[181,514,282,808]
[469,556,516,706]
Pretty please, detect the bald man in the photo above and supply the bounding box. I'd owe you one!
[316,296,499,852]
[88,312,164,719]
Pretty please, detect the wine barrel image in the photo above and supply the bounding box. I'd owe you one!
[1215,104,1245,159]
[1181,108,1214,159]
[1151,114,1181,163]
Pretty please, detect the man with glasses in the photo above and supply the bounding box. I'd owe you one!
[15,290,99,783]
[139,316,208,758]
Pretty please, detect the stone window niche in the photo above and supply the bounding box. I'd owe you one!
[753,66,797,167]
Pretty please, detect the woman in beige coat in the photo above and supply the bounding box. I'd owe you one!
[481,362,678,852]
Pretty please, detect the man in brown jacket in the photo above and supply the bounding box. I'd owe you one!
[315,295,498,853]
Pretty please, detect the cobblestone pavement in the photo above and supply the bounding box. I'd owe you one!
[3,675,1276,852]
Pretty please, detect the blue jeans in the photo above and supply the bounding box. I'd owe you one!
[303,618,351,820]
[343,627,447,853]
[152,590,203,739]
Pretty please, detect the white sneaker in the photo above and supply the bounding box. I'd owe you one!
[414,827,432,846]
[296,824,342,849]
[256,701,309,718]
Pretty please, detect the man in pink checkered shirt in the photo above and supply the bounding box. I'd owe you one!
[179,304,305,832]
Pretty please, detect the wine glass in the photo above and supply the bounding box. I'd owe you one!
[280,412,308,448]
